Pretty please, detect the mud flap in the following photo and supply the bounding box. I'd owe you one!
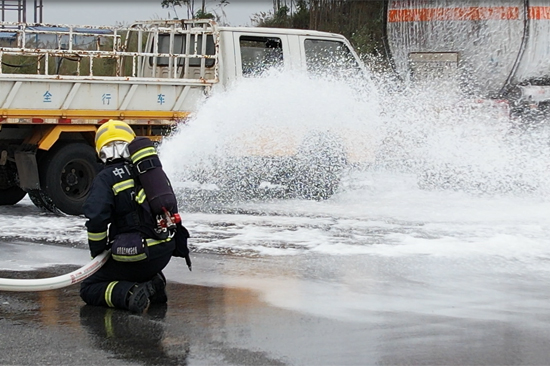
[14,150,40,191]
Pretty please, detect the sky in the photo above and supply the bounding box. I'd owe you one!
[16,0,273,27]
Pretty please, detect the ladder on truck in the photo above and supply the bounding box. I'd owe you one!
[0,19,219,125]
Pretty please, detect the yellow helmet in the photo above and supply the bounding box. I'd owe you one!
[95,120,136,154]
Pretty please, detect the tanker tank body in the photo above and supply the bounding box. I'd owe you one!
[386,0,550,120]
[512,0,550,117]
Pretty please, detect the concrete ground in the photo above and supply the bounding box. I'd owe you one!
[1,240,550,365]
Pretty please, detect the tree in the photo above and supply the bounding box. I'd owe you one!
[291,0,309,29]
[307,0,386,56]
[252,3,292,27]
[252,0,387,57]
[161,0,229,20]
[161,0,193,19]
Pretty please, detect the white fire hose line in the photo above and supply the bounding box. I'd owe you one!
[0,250,111,292]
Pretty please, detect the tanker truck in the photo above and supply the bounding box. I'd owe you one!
[386,0,550,120]
[0,19,368,215]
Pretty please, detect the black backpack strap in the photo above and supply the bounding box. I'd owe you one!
[134,156,162,174]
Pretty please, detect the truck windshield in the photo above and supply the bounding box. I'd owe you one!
[304,39,361,78]
[239,36,284,77]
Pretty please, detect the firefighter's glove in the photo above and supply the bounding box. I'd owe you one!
[90,248,104,259]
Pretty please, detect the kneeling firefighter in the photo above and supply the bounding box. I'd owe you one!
[80,120,190,314]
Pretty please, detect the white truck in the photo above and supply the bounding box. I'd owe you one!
[0,19,367,215]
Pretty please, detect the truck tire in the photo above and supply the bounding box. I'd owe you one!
[0,163,27,205]
[28,189,56,212]
[0,186,27,205]
[39,143,101,215]
[289,131,347,200]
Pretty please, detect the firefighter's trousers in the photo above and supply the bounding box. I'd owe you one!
[80,246,172,310]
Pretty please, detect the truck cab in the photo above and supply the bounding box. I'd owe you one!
[140,23,363,87]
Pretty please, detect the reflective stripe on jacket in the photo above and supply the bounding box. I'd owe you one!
[83,159,174,259]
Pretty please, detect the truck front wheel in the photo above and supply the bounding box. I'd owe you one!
[38,143,101,215]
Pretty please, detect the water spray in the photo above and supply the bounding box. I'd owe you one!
[0,250,110,292]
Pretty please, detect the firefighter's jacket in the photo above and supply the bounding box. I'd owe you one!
[83,159,174,259]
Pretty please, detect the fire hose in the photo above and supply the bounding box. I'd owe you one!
[0,250,110,292]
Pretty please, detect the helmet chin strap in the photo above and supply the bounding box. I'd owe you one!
[99,141,131,163]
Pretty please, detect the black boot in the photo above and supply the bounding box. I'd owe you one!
[149,273,168,304]
[126,282,155,314]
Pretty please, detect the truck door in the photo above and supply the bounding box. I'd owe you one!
[232,33,290,78]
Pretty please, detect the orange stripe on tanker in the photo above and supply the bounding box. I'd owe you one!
[529,6,550,20]
[388,6,520,22]
[389,6,550,22]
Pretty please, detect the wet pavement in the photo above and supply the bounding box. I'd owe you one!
[0,261,361,366]
[0,263,286,366]
[1,240,550,365]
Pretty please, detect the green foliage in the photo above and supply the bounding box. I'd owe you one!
[291,0,309,29]
[0,54,121,77]
[0,34,122,76]
[252,0,387,58]
[161,0,185,8]
[1,55,41,75]
[161,0,229,20]
[253,5,291,28]
[195,9,215,19]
